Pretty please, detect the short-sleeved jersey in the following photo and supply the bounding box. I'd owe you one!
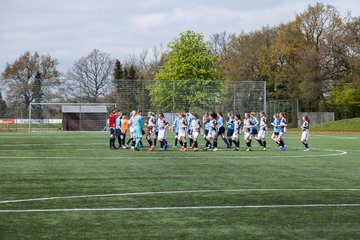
[179,118,187,131]
[158,118,168,130]
[109,112,116,128]
[191,119,201,132]
[301,120,309,131]
[272,118,280,133]
[121,119,129,132]
[252,117,258,129]
[243,119,253,133]
[227,117,234,130]
[217,116,224,128]
[116,117,122,129]
[234,119,241,132]
[209,119,217,130]
[129,116,135,127]
[204,118,211,130]
[260,116,268,131]
[173,118,179,132]
[280,117,287,133]
[187,114,194,129]
[147,117,156,130]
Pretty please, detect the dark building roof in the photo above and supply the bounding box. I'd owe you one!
[61,105,108,113]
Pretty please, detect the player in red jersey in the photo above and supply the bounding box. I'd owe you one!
[109,107,117,149]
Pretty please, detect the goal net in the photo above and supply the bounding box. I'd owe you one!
[28,103,117,133]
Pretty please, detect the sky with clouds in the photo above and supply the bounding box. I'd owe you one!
[0,0,359,73]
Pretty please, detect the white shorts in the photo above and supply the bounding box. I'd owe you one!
[301,131,309,141]
[279,131,286,139]
[192,131,199,140]
[178,128,186,138]
[232,131,239,140]
[158,129,166,140]
[258,130,267,139]
[244,132,251,141]
[207,129,217,139]
[129,126,134,138]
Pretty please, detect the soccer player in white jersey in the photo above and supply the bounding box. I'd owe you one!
[171,113,180,148]
[232,114,242,151]
[146,112,157,151]
[257,111,268,151]
[126,110,136,148]
[157,113,169,151]
[278,112,288,151]
[301,115,310,151]
[187,111,194,148]
[205,112,218,151]
[191,113,201,152]
[243,113,254,151]
[178,113,188,152]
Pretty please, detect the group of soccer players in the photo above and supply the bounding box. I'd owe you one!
[108,107,310,152]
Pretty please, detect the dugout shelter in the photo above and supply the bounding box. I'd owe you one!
[62,105,107,131]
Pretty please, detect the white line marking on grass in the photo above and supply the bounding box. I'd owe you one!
[0,148,348,159]
[1,204,360,213]
[1,189,360,204]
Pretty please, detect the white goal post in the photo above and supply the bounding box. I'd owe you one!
[28,102,117,133]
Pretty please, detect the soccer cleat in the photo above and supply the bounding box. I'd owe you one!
[122,146,126,149]
[159,148,163,152]
[203,147,208,151]
[262,147,267,151]
[304,148,310,151]
[180,147,184,152]
[172,145,177,149]
[183,148,187,152]
[234,148,239,151]
[213,148,218,152]
[246,148,252,152]
[194,148,199,152]
[130,147,135,151]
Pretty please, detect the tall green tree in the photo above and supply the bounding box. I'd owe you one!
[151,30,222,111]
[113,59,124,89]
[1,51,60,115]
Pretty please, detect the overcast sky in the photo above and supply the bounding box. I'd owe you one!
[0,0,359,73]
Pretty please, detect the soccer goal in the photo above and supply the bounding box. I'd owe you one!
[28,103,117,133]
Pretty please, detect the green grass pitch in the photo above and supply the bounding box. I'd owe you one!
[0,131,359,239]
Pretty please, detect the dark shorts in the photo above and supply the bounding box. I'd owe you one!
[110,128,115,135]
[204,129,209,136]
[218,126,225,135]
[115,129,121,137]
[227,129,234,137]
[175,132,178,137]
[251,128,258,135]
[274,132,279,136]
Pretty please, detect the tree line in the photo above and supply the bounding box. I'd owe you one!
[1,2,359,119]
